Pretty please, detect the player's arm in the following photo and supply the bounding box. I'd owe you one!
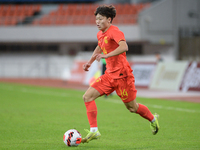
[83,45,102,71]
[88,45,102,64]
[96,41,128,61]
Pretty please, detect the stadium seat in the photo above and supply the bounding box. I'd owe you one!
[2,17,17,26]
[32,19,39,25]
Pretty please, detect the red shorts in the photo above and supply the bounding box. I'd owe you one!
[91,73,137,103]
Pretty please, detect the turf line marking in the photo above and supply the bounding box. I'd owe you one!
[1,85,199,113]
[148,105,198,113]
[99,98,200,113]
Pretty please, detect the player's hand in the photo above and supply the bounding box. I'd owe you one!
[83,62,91,71]
[95,54,108,62]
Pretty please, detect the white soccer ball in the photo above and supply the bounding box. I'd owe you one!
[63,129,82,147]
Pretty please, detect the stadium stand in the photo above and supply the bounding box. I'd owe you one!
[0,3,150,26]
[0,4,41,26]
[33,3,150,25]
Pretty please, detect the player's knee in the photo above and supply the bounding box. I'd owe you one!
[82,94,87,102]
[128,107,137,113]
[125,101,139,113]
[83,93,91,102]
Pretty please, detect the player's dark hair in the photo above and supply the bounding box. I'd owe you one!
[94,5,116,23]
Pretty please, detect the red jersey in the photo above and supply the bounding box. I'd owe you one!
[97,25,133,79]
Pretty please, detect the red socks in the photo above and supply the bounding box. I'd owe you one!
[85,100,98,127]
[136,103,154,122]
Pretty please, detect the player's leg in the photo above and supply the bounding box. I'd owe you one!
[82,86,101,143]
[82,74,114,143]
[124,100,154,121]
[115,76,159,135]
[83,86,101,102]
[124,100,159,135]
[83,86,101,132]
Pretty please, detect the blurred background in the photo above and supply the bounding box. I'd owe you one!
[0,0,200,94]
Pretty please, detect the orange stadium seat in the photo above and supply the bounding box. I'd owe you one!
[89,17,96,25]
[55,16,64,25]
[49,11,56,16]
[0,17,4,25]
[34,4,41,12]
[112,17,119,25]
[39,15,51,25]
[0,11,3,17]
[2,17,17,26]
[32,19,39,25]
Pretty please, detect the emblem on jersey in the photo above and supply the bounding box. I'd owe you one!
[104,36,108,44]
[102,47,107,54]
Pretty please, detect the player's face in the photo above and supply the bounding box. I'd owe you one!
[96,14,111,32]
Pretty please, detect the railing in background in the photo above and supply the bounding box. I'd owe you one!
[0,3,150,26]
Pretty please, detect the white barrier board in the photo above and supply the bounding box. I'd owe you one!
[150,61,188,91]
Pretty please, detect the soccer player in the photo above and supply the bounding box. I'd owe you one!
[82,5,159,143]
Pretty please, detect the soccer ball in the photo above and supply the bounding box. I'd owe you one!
[63,129,82,147]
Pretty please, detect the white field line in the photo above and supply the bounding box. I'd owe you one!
[0,85,199,113]
[137,89,200,97]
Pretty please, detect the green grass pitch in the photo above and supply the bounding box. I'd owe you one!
[0,82,200,150]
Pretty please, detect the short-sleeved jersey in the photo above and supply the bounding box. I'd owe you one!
[97,25,133,79]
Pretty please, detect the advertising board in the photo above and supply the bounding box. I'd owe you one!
[180,62,200,92]
[150,61,188,91]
